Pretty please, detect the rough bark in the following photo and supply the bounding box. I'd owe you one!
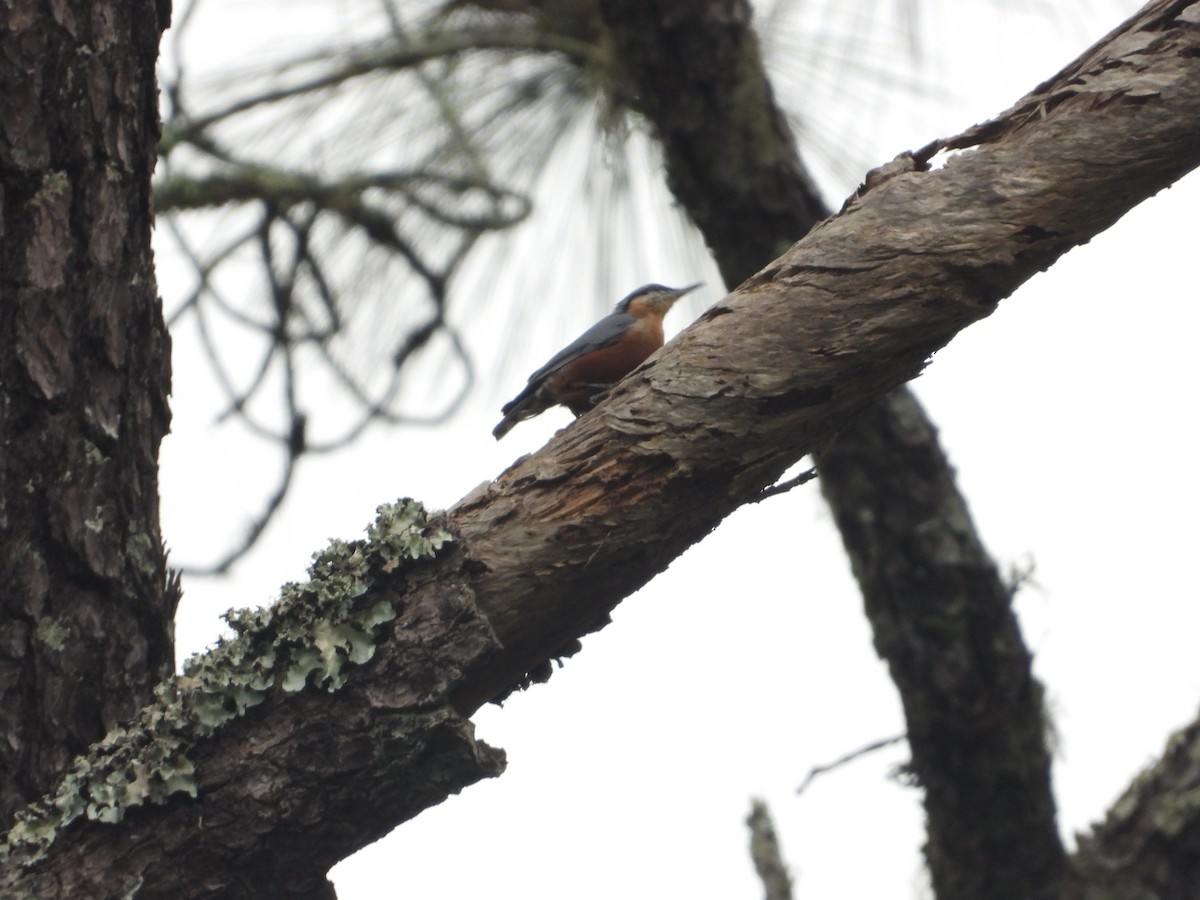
[816,392,1061,899]
[454,0,1200,714]
[1068,717,1200,900]
[0,511,505,899]
[0,0,175,828]
[593,5,1063,894]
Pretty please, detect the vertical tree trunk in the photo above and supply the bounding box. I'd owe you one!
[816,392,1062,900]
[0,0,174,827]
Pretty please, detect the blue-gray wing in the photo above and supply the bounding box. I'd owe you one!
[526,312,637,385]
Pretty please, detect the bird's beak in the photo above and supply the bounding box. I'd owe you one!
[671,283,703,300]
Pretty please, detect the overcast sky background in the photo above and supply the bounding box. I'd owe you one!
[154,1,1200,896]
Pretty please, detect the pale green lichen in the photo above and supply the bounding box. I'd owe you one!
[124,531,159,580]
[32,171,69,204]
[35,617,70,652]
[82,440,106,466]
[0,499,452,866]
[84,508,105,533]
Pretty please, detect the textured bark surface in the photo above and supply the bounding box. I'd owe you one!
[0,542,505,899]
[1069,717,1200,900]
[452,0,1200,715]
[817,392,1061,899]
[0,0,175,828]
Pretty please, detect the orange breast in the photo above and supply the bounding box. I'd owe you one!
[546,323,663,414]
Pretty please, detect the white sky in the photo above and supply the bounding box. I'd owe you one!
[155,1,1200,897]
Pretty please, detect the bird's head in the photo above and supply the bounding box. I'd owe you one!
[617,283,702,319]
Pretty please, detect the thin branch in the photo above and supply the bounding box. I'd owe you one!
[796,735,906,795]
[159,28,599,153]
[753,467,817,503]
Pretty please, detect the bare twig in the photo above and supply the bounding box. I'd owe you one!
[796,734,906,795]
[754,467,817,503]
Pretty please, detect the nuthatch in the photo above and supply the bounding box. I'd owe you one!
[493,283,700,440]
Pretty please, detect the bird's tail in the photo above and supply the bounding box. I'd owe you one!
[492,412,520,441]
[493,382,545,440]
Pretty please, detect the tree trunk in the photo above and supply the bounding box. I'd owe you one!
[0,0,175,828]
[816,391,1061,899]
